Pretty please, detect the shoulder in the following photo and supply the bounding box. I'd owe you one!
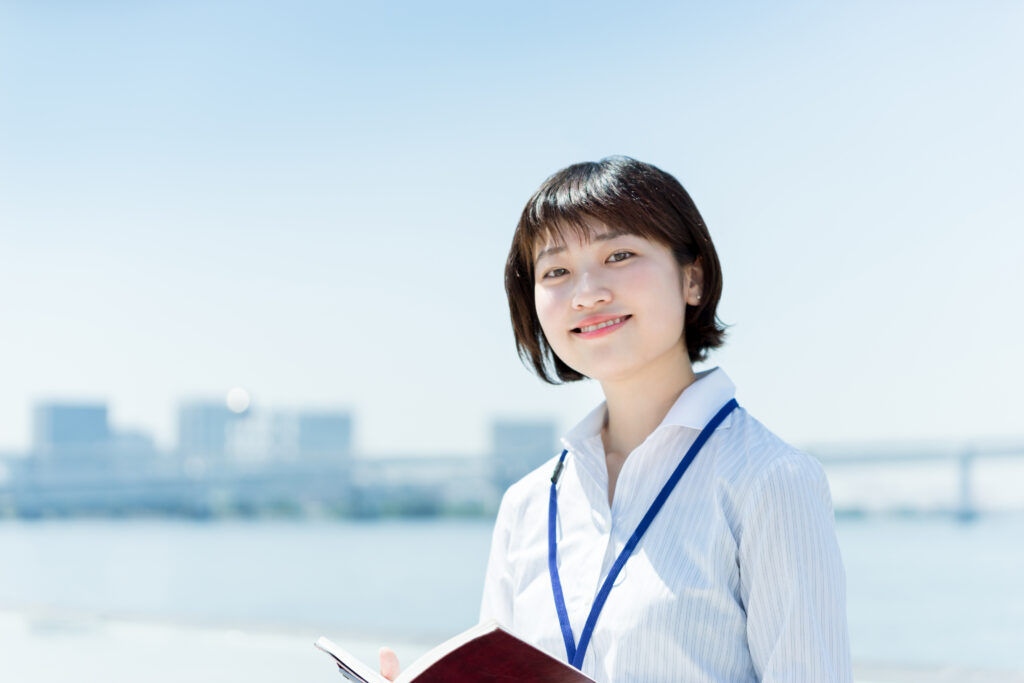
[713,407,833,519]
[494,452,563,525]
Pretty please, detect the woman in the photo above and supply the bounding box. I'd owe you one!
[385,156,852,682]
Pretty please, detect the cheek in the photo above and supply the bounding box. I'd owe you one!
[533,286,562,339]
[633,267,687,332]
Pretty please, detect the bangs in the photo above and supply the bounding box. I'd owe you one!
[517,159,675,270]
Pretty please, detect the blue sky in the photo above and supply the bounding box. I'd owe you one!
[1,1,1022,456]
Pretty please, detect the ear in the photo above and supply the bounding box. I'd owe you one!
[683,258,704,307]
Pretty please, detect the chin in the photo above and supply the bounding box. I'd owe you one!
[571,362,641,384]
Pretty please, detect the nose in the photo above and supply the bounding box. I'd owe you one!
[571,271,612,310]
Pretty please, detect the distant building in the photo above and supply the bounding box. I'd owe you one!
[226,410,352,463]
[225,412,286,463]
[297,412,352,459]
[109,429,158,457]
[33,402,110,456]
[177,401,243,459]
[491,419,558,489]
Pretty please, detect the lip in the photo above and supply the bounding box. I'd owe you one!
[571,314,631,339]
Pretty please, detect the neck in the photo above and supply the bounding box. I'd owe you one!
[599,347,697,459]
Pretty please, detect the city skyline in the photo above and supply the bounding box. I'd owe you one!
[0,396,558,517]
[5,393,557,460]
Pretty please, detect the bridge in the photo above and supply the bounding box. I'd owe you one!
[811,441,1024,520]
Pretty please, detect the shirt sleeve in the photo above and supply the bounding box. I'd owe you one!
[479,490,515,627]
[738,453,853,682]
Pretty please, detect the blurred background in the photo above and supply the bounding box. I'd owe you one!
[1,1,1022,681]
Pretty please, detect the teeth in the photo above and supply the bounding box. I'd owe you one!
[579,317,626,333]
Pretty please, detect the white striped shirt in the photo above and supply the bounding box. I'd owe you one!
[480,367,852,682]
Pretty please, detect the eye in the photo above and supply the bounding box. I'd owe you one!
[542,267,569,279]
[607,251,634,263]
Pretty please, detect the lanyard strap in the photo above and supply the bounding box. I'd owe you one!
[547,397,739,670]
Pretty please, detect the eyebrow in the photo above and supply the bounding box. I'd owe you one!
[534,229,629,265]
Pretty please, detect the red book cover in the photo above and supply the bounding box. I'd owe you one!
[315,620,595,683]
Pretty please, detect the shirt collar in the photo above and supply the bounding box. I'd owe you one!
[660,366,737,430]
[560,367,737,453]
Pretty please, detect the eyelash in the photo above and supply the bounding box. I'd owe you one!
[541,251,634,279]
[543,268,569,279]
[607,250,633,263]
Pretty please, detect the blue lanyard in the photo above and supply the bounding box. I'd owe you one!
[547,397,739,670]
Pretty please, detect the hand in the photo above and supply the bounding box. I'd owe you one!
[379,647,401,681]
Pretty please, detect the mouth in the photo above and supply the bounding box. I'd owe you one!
[571,315,632,335]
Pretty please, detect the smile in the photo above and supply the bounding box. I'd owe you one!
[572,315,632,336]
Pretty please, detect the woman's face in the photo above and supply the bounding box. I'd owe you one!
[532,219,701,384]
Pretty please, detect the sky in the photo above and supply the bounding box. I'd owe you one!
[1,0,1022,457]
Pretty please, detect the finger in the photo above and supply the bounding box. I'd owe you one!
[379,647,401,681]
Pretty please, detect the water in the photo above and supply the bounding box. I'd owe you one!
[0,516,1022,679]
[0,518,491,641]
[837,515,1024,668]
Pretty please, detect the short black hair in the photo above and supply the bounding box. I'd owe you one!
[505,156,727,383]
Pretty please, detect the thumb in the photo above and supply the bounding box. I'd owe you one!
[379,647,401,681]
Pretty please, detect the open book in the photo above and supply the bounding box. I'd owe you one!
[314,620,596,683]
